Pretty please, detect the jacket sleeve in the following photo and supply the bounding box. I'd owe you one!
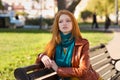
[57,40,90,78]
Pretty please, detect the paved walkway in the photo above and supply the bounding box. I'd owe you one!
[105,25,120,71]
[106,26,120,59]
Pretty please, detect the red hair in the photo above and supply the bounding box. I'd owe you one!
[44,10,82,58]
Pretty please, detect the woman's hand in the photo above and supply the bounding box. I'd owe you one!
[51,60,58,72]
[41,55,52,69]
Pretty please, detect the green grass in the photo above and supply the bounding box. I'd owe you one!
[0,28,113,80]
[81,30,113,47]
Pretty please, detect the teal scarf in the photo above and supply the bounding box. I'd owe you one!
[55,32,75,67]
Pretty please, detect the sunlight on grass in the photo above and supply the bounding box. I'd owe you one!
[0,29,113,80]
[81,31,113,47]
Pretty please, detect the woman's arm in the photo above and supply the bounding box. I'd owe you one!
[35,53,52,69]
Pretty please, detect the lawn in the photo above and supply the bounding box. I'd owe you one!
[0,28,113,80]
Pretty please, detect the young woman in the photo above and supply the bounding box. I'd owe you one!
[36,10,101,80]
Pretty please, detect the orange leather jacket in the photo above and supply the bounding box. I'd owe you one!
[36,38,100,80]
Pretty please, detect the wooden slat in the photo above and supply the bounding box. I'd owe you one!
[92,58,111,70]
[102,70,116,80]
[89,44,105,52]
[35,72,57,80]
[98,64,114,76]
[90,52,110,65]
[90,47,107,58]
[111,72,120,80]
[24,64,40,72]
[28,68,56,79]
[116,76,120,80]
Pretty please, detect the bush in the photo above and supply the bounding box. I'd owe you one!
[25,18,40,25]
[25,18,54,26]
[81,10,92,21]
[42,18,54,26]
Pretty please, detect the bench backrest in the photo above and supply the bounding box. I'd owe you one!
[14,44,120,80]
[89,44,117,80]
[14,64,57,80]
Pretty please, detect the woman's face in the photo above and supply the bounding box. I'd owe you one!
[58,14,73,34]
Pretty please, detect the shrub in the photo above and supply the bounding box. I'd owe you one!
[25,18,54,26]
[81,10,92,21]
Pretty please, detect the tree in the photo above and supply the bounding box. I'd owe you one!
[0,0,4,10]
[35,0,81,13]
[85,0,116,16]
[81,10,92,21]
[57,0,81,13]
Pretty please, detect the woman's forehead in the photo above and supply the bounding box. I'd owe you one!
[59,14,71,19]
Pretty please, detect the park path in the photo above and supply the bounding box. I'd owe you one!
[106,26,120,59]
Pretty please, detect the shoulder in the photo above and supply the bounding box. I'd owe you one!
[75,38,89,46]
[81,38,89,44]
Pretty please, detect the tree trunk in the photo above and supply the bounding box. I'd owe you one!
[57,0,66,11]
[57,0,81,13]
[67,0,81,13]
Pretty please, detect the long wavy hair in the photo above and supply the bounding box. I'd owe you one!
[44,10,82,58]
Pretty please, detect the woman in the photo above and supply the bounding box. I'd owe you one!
[36,10,101,80]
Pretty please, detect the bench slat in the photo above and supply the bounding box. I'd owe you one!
[92,58,111,70]
[35,72,57,80]
[28,68,57,80]
[98,64,114,76]
[90,47,107,58]
[90,52,110,65]
[102,70,116,80]
[111,71,120,80]
[24,64,40,72]
[89,44,105,52]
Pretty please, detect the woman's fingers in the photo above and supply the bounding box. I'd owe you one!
[41,56,58,71]
[51,60,58,71]
[44,59,52,68]
[41,55,52,68]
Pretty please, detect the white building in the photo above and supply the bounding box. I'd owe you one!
[1,0,57,18]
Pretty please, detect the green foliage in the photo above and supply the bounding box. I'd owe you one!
[119,0,120,8]
[25,18,40,25]
[0,0,4,10]
[25,18,54,26]
[81,10,92,21]
[85,0,117,16]
[42,18,54,26]
[0,28,113,80]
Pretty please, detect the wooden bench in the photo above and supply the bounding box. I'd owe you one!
[14,44,120,80]
[89,44,120,80]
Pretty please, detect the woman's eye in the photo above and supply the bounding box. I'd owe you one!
[59,19,71,23]
[66,20,71,22]
[59,20,62,23]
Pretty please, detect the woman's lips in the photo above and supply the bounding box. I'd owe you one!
[63,27,68,29]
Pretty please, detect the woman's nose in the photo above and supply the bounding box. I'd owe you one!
[63,21,67,25]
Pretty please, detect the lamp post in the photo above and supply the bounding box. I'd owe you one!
[115,0,118,25]
[39,0,43,29]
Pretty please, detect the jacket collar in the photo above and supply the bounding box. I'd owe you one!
[75,38,83,46]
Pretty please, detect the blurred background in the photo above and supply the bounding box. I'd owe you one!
[0,0,120,80]
[0,0,120,29]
